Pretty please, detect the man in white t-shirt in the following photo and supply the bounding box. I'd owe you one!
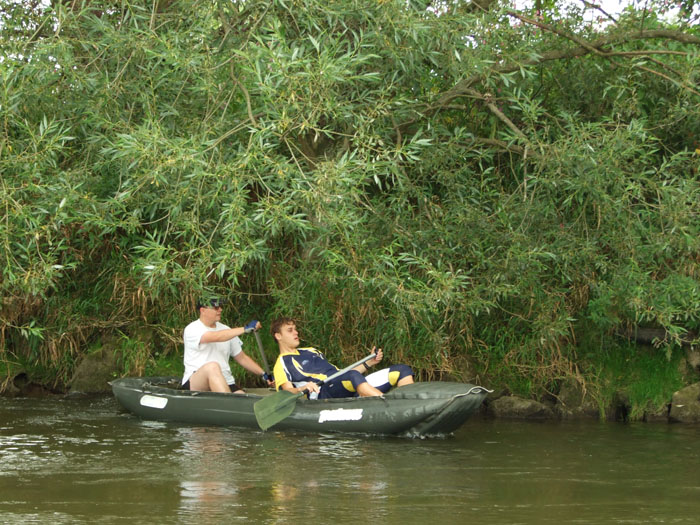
[182,297,274,393]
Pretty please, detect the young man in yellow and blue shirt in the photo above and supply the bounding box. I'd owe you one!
[270,317,414,399]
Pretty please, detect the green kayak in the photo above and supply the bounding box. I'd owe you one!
[111,377,488,438]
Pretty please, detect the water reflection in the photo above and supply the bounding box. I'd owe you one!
[180,481,240,503]
[315,434,366,458]
[260,433,397,522]
[2,397,700,524]
[175,427,249,521]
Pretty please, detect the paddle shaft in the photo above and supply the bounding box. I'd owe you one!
[314,353,377,389]
[253,331,271,376]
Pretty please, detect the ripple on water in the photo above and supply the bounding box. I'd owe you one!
[0,434,54,472]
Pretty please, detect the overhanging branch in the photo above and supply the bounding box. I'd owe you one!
[469,137,540,159]
[434,27,700,108]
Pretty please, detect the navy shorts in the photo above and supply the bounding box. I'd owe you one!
[317,364,413,399]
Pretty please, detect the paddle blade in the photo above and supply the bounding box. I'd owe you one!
[254,390,303,431]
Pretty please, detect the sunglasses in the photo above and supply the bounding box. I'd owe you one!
[199,298,224,308]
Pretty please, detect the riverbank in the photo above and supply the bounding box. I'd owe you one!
[478,341,700,424]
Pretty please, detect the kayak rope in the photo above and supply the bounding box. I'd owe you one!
[466,386,494,395]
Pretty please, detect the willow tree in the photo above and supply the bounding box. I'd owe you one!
[1,0,698,393]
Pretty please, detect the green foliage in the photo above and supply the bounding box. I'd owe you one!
[1,0,699,403]
[144,350,184,378]
[590,341,687,420]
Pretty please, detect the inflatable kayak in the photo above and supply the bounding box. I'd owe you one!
[111,376,488,438]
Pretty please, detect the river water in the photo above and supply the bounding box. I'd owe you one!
[1,395,698,524]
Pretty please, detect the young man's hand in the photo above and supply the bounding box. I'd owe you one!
[367,347,383,367]
[303,383,320,394]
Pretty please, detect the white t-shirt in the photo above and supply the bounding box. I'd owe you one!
[182,320,243,385]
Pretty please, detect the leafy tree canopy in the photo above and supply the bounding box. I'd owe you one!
[1,0,698,392]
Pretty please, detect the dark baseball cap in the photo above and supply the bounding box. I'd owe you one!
[196,297,225,309]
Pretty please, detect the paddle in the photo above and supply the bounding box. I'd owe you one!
[253,331,271,378]
[253,353,376,431]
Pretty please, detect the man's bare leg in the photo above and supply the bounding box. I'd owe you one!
[357,382,383,397]
[397,375,414,387]
[189,362,231,393]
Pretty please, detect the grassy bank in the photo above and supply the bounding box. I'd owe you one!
[588,342,690,420]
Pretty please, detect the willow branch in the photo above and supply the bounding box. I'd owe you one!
[635,64,700,96]
[507,10,609,57]
[433,28,700,108]
[613,50,688,56]
[463,88,529,142]
[203,120,257,153]
[580,0,619,25]
[470,138,540,159]
[230,62,257,127]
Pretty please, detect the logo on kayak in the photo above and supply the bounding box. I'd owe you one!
[140,394,168,409]
[318,408,363,423]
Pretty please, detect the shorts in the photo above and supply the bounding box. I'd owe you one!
[317,364,413,399]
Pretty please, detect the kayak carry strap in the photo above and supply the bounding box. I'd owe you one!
[466,386,494,395]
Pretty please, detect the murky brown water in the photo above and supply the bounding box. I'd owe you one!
[1,395,698,524]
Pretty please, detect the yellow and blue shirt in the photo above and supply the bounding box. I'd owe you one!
[273,347,338,391]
